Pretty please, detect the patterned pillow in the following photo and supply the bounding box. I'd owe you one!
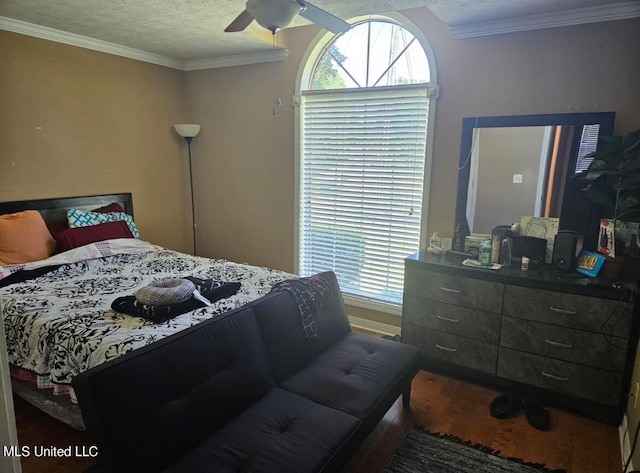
[67,208,140,238]
[49,203,124,240]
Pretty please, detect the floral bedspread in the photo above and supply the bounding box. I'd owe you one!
[0,240,293,389]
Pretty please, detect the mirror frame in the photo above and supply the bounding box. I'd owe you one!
[455,112,615,246]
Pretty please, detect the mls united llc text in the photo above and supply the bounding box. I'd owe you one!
[3,445,98,458]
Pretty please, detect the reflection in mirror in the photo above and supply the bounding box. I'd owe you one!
[456,112,615,248]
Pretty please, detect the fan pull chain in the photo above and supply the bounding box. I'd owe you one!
[272,31,282,116]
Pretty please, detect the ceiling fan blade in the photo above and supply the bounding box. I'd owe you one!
[297,1,349,34]
[225,9,255,32]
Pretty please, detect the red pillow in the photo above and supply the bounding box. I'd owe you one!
[48,202,126,241]
[47,220,71,241]
[56,220,133,253]
[93,203,125,213]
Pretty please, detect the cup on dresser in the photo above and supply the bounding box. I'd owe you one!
[500,238,512,266]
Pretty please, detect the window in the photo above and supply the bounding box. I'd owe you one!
[297,19,437,311]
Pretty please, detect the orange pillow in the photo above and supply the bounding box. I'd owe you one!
[0,210,56,265]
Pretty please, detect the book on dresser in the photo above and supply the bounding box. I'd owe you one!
[401,251,639,425]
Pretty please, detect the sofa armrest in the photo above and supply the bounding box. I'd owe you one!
[252,271,352,383]
[73,306,275,473]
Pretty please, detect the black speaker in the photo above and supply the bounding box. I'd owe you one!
[511,236,547,264]
[552,231,578,272]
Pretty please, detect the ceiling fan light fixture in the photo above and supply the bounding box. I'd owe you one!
[246,0,301,32]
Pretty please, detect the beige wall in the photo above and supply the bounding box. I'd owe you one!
[188,9,640,268]
[473,126,547,234]
[186,61,296,271]
[0,31,192,253]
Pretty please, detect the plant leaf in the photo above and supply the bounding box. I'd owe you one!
[586,168,618,181]
[623,128,640,161]
[585,186,616,207]
[621,155,640,174]
[618,195,640,208]
[617,174,640,190]
[616,208,640,222]
[585,137,623,169]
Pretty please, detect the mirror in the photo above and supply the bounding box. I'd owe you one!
[455,112,615,249]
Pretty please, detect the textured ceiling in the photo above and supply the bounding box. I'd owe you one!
[0,0,637,61]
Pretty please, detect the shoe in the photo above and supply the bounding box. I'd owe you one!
[490,393,522,419]
[524,401,550,430]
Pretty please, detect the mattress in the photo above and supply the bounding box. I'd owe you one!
[1,238,293,426]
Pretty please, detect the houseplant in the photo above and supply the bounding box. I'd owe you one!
[581,128,640,278]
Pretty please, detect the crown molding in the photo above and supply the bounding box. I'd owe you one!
[3,2,638,67]
[0,16,185,69]
[450,1,640,39]
[0,16,289,71]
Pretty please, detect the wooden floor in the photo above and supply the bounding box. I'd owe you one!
[13,369,622,473]
[342,370,623,473]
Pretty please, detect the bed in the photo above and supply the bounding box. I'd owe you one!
[0,193,293,429]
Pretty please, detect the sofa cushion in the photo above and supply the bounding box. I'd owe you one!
[252,271,352,383]
[280,332,422,424]
[162,388,362,473]
[73,306,275,473]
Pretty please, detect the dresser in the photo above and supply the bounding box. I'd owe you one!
[402,251,639,425]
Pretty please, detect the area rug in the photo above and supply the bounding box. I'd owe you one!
[386,427,567,473]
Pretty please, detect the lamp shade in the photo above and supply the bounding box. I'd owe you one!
[247,0,299,31]
[174,124,201,138]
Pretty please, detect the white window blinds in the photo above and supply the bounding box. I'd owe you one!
[299,85,429,307]
[574,124,601,174]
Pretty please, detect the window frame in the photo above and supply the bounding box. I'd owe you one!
[293,14,439,315]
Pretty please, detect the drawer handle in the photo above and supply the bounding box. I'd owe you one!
[541,371,569,382]
[548,307,577,315]
[437,315,460,323]
[435,344,457,353]
[439,287,462,294]
[545,339,573,349]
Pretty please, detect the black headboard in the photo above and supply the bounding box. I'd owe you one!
[0,193,134,227]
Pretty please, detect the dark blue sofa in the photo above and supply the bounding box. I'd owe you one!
[73,271,422,473]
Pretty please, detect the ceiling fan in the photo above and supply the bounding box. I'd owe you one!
[225,0,350,34]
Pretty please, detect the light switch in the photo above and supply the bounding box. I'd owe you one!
[513,174,523,184]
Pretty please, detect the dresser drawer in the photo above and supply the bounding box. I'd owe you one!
[498,347,620,406]
[503,285,631,336]
[402,323,498,374]
[404,270,503,314]
[500,317,627,372]
[404,295,501,343]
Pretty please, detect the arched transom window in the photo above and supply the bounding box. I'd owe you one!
[297,18,437,311]
[310,20,430,90]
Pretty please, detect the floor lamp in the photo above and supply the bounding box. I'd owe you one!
[174,124,201,255]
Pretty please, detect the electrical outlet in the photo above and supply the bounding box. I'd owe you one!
[635,382,640,409]
[513,174,523,184]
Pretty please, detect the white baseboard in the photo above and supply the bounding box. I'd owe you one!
[348,315,400,337]
[620,414,634,472]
